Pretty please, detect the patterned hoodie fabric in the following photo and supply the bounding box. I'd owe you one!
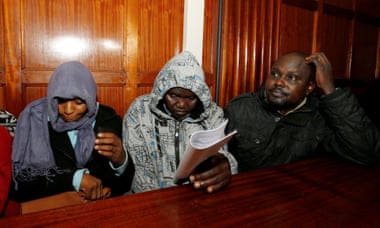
[123,51,237,192]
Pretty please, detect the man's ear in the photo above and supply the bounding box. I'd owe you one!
[305,81,316,96]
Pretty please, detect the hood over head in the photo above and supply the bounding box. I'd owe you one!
[151,51,212,111]
[47,61,98,132]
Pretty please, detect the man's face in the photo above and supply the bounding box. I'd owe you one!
[164,87,199,119]
[57,98,88,122]
[265,54,315,114]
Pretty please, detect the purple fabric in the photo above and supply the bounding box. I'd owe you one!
[47,61,98,167]
[12,61,98,187]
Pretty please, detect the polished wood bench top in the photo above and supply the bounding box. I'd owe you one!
[1,156,379,227]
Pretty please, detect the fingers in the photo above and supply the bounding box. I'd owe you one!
[95,132,117,150]
[95,132,125,165]
[206,175,230,193]
[84,184,103,201]
[305,52,335,94]
[81,187,111,201]
[306,52,332,73]
[80,174,104,200]
[192,169,230,193]
[82,186,102,200]
[305,52,328,66]
[190,154,231,193]
[102,187,112,199]
[81,186,111,201]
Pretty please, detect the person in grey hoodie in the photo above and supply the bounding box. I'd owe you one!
[123,51,237,193]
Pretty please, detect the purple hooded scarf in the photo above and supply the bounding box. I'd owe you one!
[12,61,98,187]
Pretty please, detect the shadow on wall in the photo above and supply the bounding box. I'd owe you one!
[359,80,380,129]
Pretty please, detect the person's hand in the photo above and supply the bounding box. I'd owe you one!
[305,52,335,95]
[80,173,105,201]
[80,186,112,202]
[94,131,126,166]
[189,153,231,193]
[102,186,112,199]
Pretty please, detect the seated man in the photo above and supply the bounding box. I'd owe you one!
[225,52,380,172]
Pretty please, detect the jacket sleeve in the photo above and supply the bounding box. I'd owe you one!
[92,105,134,196]
[319,88,380,165]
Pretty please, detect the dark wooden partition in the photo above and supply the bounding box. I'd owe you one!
[215,0,380,107]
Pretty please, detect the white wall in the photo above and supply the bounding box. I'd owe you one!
[183,0,204,65]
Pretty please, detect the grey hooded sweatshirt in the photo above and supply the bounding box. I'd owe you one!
[123,51,237,193]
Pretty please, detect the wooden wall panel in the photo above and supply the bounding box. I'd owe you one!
[134,0,184,98]
[278,1,316,56]
[320,5,354,79]
[202,0,219,99]
[351,21,379,81]
[2,0,185,117]
[324,0,354,9]
[3,0,22,115]
[23,87,47,106]
[137,1,183,71]
[218,0,277,107]
[219,0,258,107]
[22,0,124,70]
[357,0,380,17]
[20,0,126,116]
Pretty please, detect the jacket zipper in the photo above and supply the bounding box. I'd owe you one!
[175,121,180,168]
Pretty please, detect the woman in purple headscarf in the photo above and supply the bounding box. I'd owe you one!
[10,61,134,202]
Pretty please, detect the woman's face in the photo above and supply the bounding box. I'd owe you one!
[164,87,199,119]
[57,98,88,122]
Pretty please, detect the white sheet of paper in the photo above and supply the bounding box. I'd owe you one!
[173,120,237,184]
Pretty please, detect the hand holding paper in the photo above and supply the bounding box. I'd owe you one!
[173,120,237,184]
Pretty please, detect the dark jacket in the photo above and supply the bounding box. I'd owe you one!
[10,105,134,202]
[225,86,380,172]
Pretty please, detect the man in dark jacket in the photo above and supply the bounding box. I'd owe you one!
[225,52,380,172]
